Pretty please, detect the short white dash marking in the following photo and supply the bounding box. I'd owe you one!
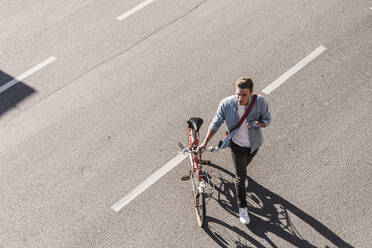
[0,57,56,93]
[262,46,327,94]
[116,0,154,21]
[111,153,187,212]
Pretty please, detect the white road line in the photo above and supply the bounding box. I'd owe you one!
[116,0,154,21]
[111,153,187,212]
[0,57,56,94]
[262,46,327,94]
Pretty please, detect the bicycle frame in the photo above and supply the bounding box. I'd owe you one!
[186,125,205,194]
[178,118,218,227]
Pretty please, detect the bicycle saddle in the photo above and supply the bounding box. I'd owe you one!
[187,117,203,132]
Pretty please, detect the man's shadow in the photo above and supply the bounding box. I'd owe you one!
[202,162,354,248]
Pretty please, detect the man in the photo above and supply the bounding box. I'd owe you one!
[197,77,271,224]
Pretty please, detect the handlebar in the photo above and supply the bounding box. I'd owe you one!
[177,142,219,153]
[206,146,219,152]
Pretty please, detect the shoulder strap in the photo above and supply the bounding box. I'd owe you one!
[230,93,257,132]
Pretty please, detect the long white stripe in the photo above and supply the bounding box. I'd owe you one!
[116,0,154,21]
[111,153,187,212]
[0,57,56,93]
[262,46,327,94]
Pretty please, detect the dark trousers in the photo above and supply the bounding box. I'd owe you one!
[230,140,258,208]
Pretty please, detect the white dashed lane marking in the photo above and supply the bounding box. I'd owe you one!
[111,153,187,212]
[262,46,327,94]
[116,0,154,21]
[0,57,57,93]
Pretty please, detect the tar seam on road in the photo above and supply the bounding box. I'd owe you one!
[111,153,187,212]
[262,46,327,94]
[0,57,56,94]
[116,0,154,21]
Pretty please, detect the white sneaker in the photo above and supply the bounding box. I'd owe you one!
[239,207,250,224]
[245,178,249,189]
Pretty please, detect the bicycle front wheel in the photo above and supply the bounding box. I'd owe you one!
[194,191,206,227]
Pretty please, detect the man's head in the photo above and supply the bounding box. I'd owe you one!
[235,77,254,105]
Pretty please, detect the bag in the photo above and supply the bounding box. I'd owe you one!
[218,93,258,149]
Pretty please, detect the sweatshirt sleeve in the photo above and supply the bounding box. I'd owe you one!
[259,97,271,127]
[208,100,225,131]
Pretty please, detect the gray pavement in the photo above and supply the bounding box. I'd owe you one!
[0,0,371,247]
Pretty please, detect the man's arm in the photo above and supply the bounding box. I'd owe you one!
[246,97,270,129]
[197,99,226,153]
[258,97,271,127]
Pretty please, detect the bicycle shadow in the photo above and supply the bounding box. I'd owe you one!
[203,162,354,248]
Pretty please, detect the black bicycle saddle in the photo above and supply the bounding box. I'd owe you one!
[187,117,203,132]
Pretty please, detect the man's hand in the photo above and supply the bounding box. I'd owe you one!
[196,143,207,154]
[247,121,266,128]
[257,121,266,128]
[196,129,216,154]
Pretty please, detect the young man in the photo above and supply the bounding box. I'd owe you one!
[197,77,271,224]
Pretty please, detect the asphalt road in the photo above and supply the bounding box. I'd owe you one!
[0,0,371,247]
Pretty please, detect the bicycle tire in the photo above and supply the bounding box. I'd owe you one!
[194,191,206,227]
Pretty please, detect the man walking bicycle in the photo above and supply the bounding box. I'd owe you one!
[197,77,271,224]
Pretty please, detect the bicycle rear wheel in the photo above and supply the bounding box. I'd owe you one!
[194,191,206,227]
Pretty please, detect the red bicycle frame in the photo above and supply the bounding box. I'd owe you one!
[187,125,203,183]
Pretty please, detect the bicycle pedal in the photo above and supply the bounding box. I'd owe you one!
[200,160,211,165]
[181,175,190,181]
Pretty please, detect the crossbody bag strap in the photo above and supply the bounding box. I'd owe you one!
[218,93,258,149]
[230,93,257,133]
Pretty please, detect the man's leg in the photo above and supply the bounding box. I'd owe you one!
[245,148,259,188]
[230,141,252,208]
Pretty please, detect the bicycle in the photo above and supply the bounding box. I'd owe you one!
[178,117,218,228]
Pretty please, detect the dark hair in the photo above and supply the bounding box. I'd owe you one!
[236,77,254,92]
